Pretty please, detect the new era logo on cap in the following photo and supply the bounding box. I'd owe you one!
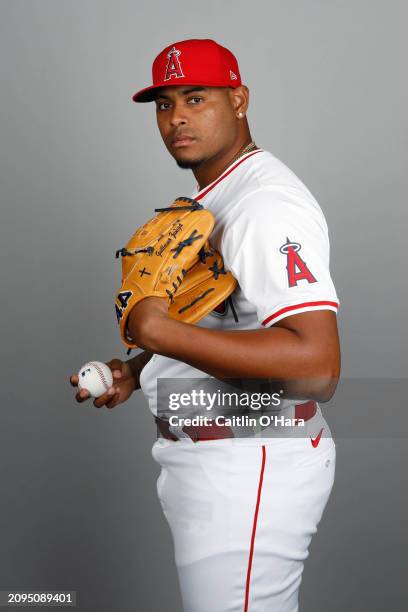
[132,38,242,102]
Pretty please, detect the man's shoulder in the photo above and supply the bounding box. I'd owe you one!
[203,149,317,212]
[199,149,328,241]
[248,150,317,201]
[231,152,323,220]
[219,152,330,243]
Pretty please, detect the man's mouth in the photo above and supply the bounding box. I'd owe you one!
[171,135,196,148]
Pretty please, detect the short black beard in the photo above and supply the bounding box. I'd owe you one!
[175,157,206,170]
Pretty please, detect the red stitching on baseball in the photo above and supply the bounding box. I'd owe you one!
[89,362,110,390]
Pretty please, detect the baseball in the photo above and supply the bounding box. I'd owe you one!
[77,361,113,398]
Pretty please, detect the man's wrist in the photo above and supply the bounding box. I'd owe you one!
[126,350,153,386]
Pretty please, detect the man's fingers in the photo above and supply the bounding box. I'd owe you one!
[93,386,116,408]
[106,395,119,409]
[106,358,124,372]
[93,396,107,408]
[70,374,79,387]
[75,388,90,403]
[98,387,122,409]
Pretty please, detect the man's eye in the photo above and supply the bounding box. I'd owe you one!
[156,102,170,111]
[188,97,203,104]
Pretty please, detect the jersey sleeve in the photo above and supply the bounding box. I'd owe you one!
[220,187,340,327]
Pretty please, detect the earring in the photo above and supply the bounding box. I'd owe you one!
[238,112,244,118]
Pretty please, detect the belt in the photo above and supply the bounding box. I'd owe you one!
[155,401,318,443]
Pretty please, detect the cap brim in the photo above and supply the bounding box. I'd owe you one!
[132,84,163,103]
[132,81,241,103]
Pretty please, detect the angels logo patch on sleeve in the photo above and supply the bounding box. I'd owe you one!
[280,238,317,287]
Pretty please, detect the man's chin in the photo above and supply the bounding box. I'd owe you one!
[175,156,206,169]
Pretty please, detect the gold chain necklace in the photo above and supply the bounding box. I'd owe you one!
[221,141,258,174]
[232,141,258,163]
[197,141,259,191]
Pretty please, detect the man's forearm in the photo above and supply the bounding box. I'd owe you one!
[127,299,340,400]
[137,317,338,399]
[146,321,319,377]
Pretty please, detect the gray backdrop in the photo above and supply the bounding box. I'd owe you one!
[1,0,407,610]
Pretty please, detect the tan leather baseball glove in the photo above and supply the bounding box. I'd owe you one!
[114,197,237,350]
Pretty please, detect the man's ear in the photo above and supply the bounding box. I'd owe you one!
[229,85,250,116]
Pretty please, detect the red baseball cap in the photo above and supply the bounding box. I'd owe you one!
[132,38,242,103]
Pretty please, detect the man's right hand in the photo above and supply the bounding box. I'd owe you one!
[70,359,137,409]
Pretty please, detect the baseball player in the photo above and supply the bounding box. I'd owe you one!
[71,39,340,612]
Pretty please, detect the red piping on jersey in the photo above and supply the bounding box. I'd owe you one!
[262,300,339,326]
[244,445,266,612]
[195,150,263,201]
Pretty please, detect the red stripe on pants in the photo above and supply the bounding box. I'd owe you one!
[244,445,266,611]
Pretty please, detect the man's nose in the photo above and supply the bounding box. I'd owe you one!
[169,103,188,127]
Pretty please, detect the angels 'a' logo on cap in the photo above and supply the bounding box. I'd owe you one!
[164,46,184,81]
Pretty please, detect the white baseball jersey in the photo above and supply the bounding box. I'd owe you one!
[139,148,339,612]
[140,148,340,413]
